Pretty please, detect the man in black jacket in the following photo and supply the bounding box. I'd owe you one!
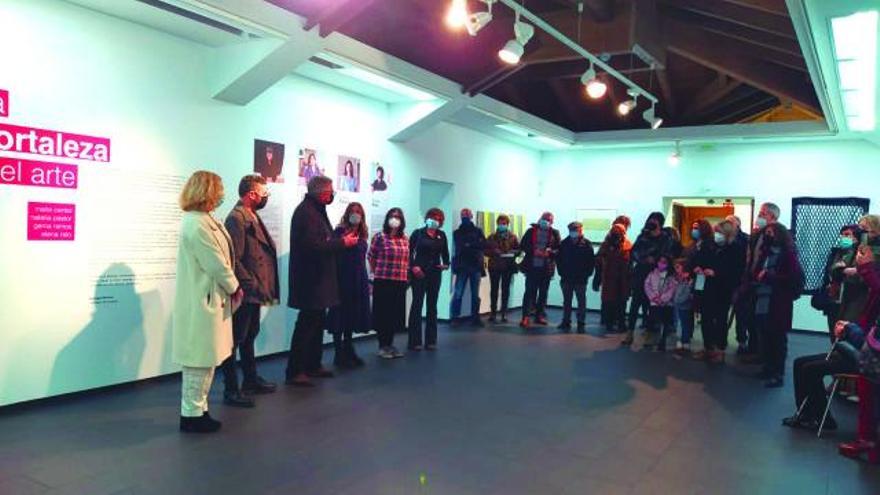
[520,212,561,328]
[557,222,596,333]
[451,208,486,326]
[221,175,279,408]
[286,176,357,387]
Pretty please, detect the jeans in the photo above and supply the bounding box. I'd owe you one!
[489,270,514,315]
[560,282,587,325]
[793,353,856,420]
[676,307,694,344]
[451,271,482,320]
[522,269,551,319]
[647,306,675,349]
[373,279,407,349]
[409,270,441,347]
[220,302,261,392]
[286,309,326,379]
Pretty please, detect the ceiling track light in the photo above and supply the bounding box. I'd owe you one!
[643,104,663,130]
[465,0,496,36]
[498,13,534,65]
[446,0,469,29]
[579,64,607,99]
[617,88,639,116]
[668,140,681,166]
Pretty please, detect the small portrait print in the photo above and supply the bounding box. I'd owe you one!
[254,139,285,183]
[299,148,323,185]
[370,163,389,192]
[337,156,360,193]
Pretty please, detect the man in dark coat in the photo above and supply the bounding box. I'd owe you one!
[221,175,279,407]
[628,212,673,331]
[556,221,596,333]
[451,208,486,326]
[286,176,357,387]
[520,212,562,328]
[738,202,779,363]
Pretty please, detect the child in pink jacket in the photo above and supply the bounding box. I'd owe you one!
[644,255,678,351]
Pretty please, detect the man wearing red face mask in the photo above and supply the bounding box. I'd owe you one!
[286,176,358,387]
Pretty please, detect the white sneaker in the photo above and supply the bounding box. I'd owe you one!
[390,346,405,358]
[378,347,395,359]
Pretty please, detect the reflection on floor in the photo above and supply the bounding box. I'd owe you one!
[0,310,877,495]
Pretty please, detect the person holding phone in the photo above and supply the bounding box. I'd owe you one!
[485,215,520,323]
[520,212,561,328]
[408,208,450,350]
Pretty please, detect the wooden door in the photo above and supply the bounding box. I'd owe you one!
[678,205,735,246]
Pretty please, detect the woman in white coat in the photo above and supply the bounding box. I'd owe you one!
[174,171,242,433]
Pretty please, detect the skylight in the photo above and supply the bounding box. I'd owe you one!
[830,10,878,132]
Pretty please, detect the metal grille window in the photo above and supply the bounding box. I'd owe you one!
[791,197,870,294]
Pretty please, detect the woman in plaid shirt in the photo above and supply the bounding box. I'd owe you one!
[369,207,410,359]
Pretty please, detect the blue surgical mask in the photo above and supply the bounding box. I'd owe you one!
[348,213,362,225]
[539,219,550,230]
[714,232,725,245]
[691,229,700,240]
[461,216,472,224]
[425,218,440,230]
[569,231,580,240]
[497,224,509,233]
[838,236,854,249]
[756,217,768,229]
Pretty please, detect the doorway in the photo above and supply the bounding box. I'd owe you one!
[664,197,754,246]
[420,179,455,320]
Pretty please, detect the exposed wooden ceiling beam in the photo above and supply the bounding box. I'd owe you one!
[656,69,676,118]
[658,0,797,40]
[506,54,649,84]
[665,21,819,112]
[712,95,778,124]
[682,74,742,118]
[303,0,378,37]
[544,0,616,22]
[717,0,789,17]
[661,6,805,59]
[548,79,582,129]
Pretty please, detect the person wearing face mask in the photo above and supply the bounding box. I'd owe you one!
[737,202,782,362]
[219,175,279,408]
[708,220,747,356]
[520,212,561,328]
[596,224,631,333]
[408,208,450,350]
[751,222,803,387]
[369,208,410,359]
[450,208,487,326]
[624,212,673,345]
[686,219,722,361]
[556,222,595,333]
[326,202,371,368]
[286,176,359,387]
[485,215,520,323]
[643,255,678,351]
[814,225,863,335]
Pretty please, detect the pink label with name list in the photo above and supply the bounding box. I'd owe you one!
[27,202,76,241]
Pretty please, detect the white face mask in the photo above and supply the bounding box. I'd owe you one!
[348,213,362,225]
[387,217,401,229]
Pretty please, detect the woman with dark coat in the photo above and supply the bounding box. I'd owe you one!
[751,222,803,388]
[596,223,631,335]
[327,202,370,368]
[408,208,451,350]
[711,220,747,354]
[686,219,722,361]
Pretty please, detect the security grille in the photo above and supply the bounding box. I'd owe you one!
[791,197,870,294]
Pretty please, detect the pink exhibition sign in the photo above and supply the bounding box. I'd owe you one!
[0,89,7,118]
[0,157,78,189]
[27,202,76,241]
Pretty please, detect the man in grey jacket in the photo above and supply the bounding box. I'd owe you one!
[221,175,279,407]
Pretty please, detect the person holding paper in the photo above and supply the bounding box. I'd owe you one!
[219,175,279,409]
[686,219,723,362]
[173,171,243,433]
[485,215,520,323]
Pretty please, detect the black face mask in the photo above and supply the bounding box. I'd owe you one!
[645,221,659,233]
[255,195,268,210]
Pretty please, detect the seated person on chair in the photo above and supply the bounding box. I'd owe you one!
[782,320,865,431]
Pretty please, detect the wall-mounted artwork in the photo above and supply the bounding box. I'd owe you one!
[298,147,324,186]
[475,211,526,238]
[337,155,360,193]
[253,139,285,183]
[576,208,618,242]
[370,162,389,193]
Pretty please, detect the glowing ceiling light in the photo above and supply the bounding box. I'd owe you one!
[668,140,681,166]
[580,65,607,99]
[446,0,469,29]
[618,89,638,115]
[643,105,663,129]
[498,15,534,65]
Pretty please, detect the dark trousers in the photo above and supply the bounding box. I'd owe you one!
[793,353,856,419]
[628,282,650,330]
[561,282,587,324]
[409,270,441,347]
[373,279,407,348]
[286,308,326,379]
[522,269,551,319]
[220,302,261,392]
[647,305,675,349]
[451,271,481,320]
[489,270,514,315]
[759,316,788,377]
[701,297,731,351]
[601,300,627,331]
[735,291,759,353]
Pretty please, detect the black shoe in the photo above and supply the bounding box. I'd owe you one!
[223,391,255,408]
[241,377,277,395]
[577,323,586,334]
[180,413,222,433]
[285,375,316,387]
[501,314,509,323]
[754,369,773,380]
[472,318,485,328]
[334,355,356,369]
[764,376,784,388]
[488,314,497,323]
[351,353,366,367]
[307,368,335,378]
[557,322,571,331]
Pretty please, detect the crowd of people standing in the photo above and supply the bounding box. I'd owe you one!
[169,170,880,466]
